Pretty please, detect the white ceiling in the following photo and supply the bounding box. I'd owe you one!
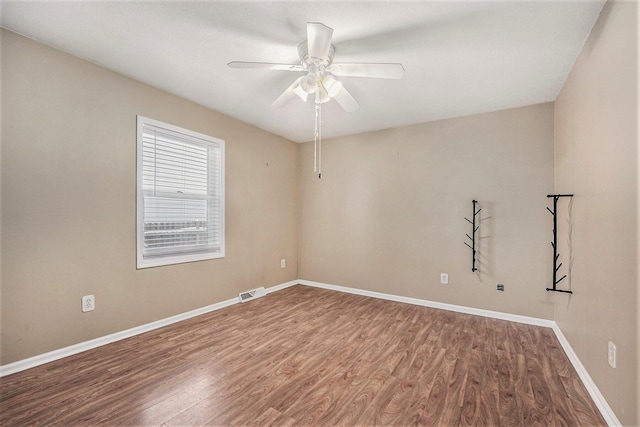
[1,1,605,143]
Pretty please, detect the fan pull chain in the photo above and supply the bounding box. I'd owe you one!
[318,103,322,179]
[314,104,318,173]
[314,103,322,179]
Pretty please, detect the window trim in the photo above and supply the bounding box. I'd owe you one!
[136,115,225,269]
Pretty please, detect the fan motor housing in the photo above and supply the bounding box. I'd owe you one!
[298,40,335,67]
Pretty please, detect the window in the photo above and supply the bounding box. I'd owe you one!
[136,116,224,268]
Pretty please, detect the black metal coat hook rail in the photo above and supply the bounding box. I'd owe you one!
[464,200,481,272]
[546,194,573,294]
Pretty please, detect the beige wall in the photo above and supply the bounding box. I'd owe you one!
[0,30,298,364]
[299,103,555,320]
[0,31,4,365]
[554,0,638,424]
[0,28,4,364]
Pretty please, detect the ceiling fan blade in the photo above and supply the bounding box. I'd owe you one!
[271,76,307,108]
[228,61,305,72]
[307,22,333,60]
[328,63,405,79]
[332,85,359,112]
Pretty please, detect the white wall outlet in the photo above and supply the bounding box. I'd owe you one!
[280,258,286,268]
[440,273,448,284]
[608,341,616,368]
[82,295,95,312]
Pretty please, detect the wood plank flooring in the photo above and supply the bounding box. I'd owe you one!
[0,285,606,426]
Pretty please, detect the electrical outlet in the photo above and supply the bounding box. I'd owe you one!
[280,259,286,268]
[608,341,616,368]
[440,273,448,285]
[496,284,504,292]
[82,295,95,312]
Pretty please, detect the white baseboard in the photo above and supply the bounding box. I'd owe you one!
[0,280,298,377]
[0,278,619,427]
[298,279,619,426]
[265,280,298,294]
[298,279,554,328]
[551,324,622,426]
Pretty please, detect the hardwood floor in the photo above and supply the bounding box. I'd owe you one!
[1,285,606,426]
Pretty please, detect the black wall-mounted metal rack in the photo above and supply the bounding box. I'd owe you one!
[464,200,481,272]
[546,194,573,294]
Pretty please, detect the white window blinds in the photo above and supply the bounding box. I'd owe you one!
[137,116,225,268]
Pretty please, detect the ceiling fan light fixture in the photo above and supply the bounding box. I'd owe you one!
[300,74,317,93]
[322,75,343,98]
[293,84,309,102]
[315,86,330,104]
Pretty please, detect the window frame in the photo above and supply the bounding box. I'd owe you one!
[136,115,225,269]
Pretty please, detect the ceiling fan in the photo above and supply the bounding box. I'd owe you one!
[227,22,405,112]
